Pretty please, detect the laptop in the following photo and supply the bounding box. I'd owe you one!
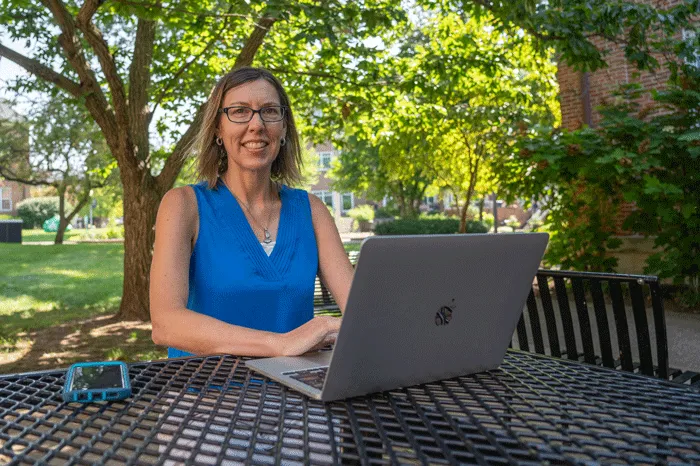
[246,233,548,401]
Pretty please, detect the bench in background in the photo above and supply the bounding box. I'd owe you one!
[512,269,700,390]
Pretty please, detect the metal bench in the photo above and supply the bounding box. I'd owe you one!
[512,269,700,390]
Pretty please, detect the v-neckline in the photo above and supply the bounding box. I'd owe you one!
[216,179,299,281]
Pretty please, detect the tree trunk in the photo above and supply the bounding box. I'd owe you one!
[55,217,69,244]
[117,167,161,321]
[55,185,66,245]
[478,198,485,221]
[61,193,91,244]
[459,199,469,234]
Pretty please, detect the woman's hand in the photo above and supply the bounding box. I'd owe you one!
[280,316,342,356]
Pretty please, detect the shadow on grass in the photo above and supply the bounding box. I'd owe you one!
[0,313,167,375]
[0,244,124,336]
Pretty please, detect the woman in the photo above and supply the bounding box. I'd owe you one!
[150,67,354,358]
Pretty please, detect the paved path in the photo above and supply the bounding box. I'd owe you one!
[666,309,700,372]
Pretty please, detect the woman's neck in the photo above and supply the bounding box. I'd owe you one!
[221,169,278,208]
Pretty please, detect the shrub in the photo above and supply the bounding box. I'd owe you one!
[375,206,399,219]
[374,218,489,235]
[106,226,124,239]
[505,215,520,232]
[527,215,545,232]
[465,220,489,233]
[375,218,460,235]
[347,204,374,222]
[481,213,494,230]
[77,229,109,241]
[16,197,60,229]
[420,212,449,219]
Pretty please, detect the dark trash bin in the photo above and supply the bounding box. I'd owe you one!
[0,220,22,243]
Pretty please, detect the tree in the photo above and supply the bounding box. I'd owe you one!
[500,76,700,288]
[452,0,699,75]
[0,97,113,243]
[0,0,406,320]
[332,103,435,218]
[334,10,559,227]
[408,12,558,232]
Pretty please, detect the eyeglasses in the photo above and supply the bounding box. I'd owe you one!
[219,105,286,123]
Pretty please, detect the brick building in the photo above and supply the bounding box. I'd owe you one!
[0,102,30,217]
[558,0,695,132]
[309,142,356,216]
[555,0,696,272]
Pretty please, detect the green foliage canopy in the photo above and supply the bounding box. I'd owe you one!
[500,78,700,290]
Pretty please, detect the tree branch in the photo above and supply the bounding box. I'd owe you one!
[40,0,117,143]
[0,44,83,97]
[156,13,278,193]
[267,67,370,87]
[75,0,129,130]
[0,166,53,187]
[112,0,252,19]
[128,17,156,161]
[233,16,277,69]
[155,105,203,194]
[151,14,228,114]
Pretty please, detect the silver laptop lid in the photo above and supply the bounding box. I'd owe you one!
[320,233,548,401]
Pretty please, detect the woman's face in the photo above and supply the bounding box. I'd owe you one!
[218,79,287,175]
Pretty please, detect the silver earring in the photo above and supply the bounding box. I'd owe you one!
[280,137,286,147]
[216,137,222,146]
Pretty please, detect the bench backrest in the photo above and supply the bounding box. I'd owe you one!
[313,251,359,313]
[511,269,668,379]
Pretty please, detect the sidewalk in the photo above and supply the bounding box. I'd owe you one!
[340,232,374,243]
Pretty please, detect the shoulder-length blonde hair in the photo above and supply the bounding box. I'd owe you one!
[195,67,302,189]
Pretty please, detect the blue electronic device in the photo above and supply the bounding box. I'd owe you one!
[62,361,131,403]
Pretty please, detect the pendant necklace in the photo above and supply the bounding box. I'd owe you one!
[224,180,276,244]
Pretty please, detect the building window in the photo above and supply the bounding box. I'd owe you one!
[0,187,11,212]
[424,195,436,205]
[318,151,333,171]
[341,192,354,212]
[683,29,700,69]
[312,190,334,209]
[443,192,454,209]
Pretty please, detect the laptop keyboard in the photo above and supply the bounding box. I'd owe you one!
[284,367,328,390]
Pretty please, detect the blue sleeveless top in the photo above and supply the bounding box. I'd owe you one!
[167,180,318,358]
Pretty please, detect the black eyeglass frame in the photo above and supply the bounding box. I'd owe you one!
[218,105,287,123]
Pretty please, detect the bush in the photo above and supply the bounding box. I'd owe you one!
[374,218,489,235]
[481,213,494,230]
[375,206,399,219]
[465,220,489,233]
[347,204,374,222]
[16,197,61,229]
[420,212,449,219]
[375,218,460,235]
[505,215,520,232]
[106,225,125,239]
[77,229,109,241]
[526,215,544,232]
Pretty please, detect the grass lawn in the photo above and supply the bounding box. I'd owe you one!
[0,241,363,375]
[0,243,164,374]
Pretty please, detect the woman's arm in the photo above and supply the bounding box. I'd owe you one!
[149,187,340,356]
[308,194,355,313]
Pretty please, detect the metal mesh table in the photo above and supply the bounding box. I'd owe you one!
[1,350,700,465]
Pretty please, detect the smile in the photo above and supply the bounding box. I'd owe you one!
[242,141,268,149]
